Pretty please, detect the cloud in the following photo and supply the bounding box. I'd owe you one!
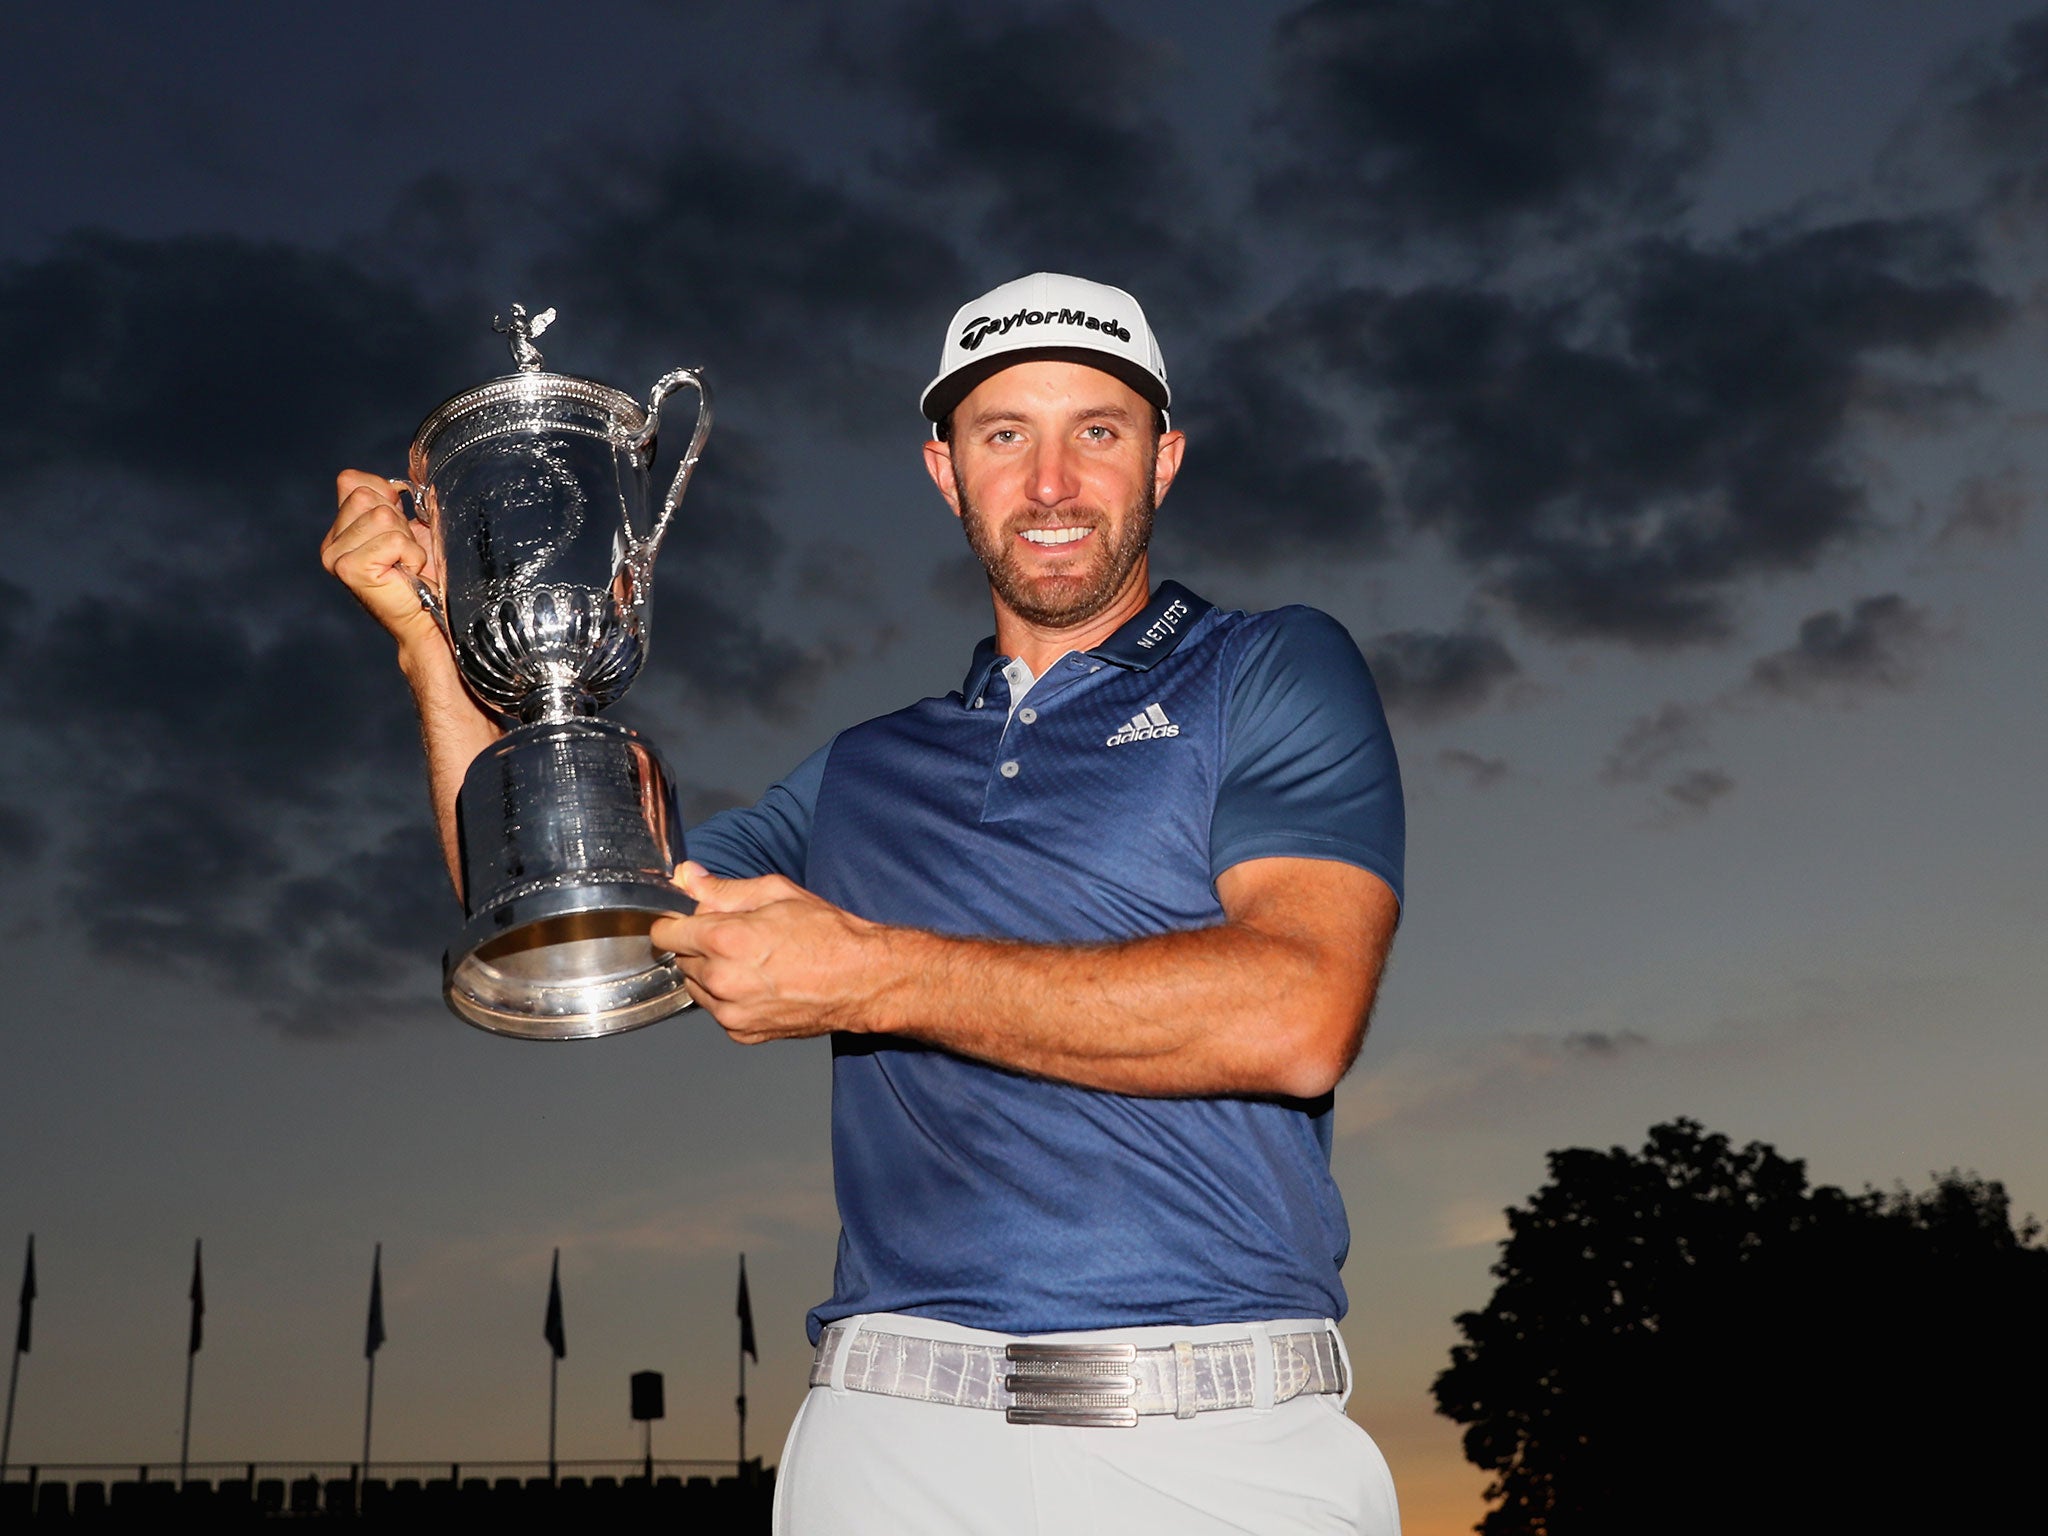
[1663,767,1734,813]
[269,827,462,977]
[534,123,963,427]
[1602,701,1708,784]
[1289,217,2005,643]
[553,1176,839,1263]
[0,575,25,659]
[1437,747,1510,787]
[0,804,47,862]
[70,786,283,976]
[1939,10,2048,223]
[0,231,466,513]
[1600,593,1936,803]
[373,169,515,299]
[641,600,840,724]
[846,3,1232,307]
[0,501,448,1031]
[2,539,813,1031]
[1343,1029,1657,1137]
[793,542,883,606]
[1364,627,1519,721]
[0,229,838,1032]
[55,776,451,1035]
[635,431,841,719]
[1256,0,1750,245]
[1162,314,1392,565]
[1936,467,2027,547]
[404,1160,837,1293]
[12,589,416,809]
[927,551,994,614]
[1434,1197,1510,1252]
[1745,593,1938,700]
[1563,1029,1650,1058]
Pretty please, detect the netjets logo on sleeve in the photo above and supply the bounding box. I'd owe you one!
[1106,703,1180,747]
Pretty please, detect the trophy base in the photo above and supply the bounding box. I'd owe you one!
[446,882,695,1039]
[446,719,695,1040]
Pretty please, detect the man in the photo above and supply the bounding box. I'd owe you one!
[324,273,1404,1533]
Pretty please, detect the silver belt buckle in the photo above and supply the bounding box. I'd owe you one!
[1004,1342,1140,1428]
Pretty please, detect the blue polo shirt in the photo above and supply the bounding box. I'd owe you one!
[689,582,1403,1340]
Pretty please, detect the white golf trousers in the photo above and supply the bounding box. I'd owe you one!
[774,1312,1401,1536]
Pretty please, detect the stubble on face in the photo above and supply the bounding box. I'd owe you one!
[951,460,1156,630]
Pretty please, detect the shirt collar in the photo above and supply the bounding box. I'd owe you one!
[958,581,1213,702]
[960,635,1005,705]
[1088,581,1212,670]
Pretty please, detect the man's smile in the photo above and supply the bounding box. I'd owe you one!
[1019,526,1094,547]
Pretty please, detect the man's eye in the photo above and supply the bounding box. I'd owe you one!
[991,429,1021,444]
[1082,425,1112,441]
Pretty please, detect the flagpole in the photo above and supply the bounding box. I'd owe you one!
[178,1351,195,1483]
[543,1249,565,1481]
[180,1239,202,1485]
[361,1354,375,1476]
[2,1234,28,1480]
[1,1346,19,1478]
[362,1242,384,1487]
[736,1253,753,1476]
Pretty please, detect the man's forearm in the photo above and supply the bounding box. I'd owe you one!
[856,916,1384,1100]
[323,472,505,897]
[398,638,502,896]
[667,858,1398,1097]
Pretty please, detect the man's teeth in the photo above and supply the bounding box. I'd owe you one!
[1020,527,1090,545]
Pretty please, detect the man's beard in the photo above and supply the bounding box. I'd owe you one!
[954,472,1156,629]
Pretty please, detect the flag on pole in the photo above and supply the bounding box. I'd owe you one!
[187,1241,205,1355]
[365,1244,386,1359]
[543,1250,566,1360]
[14,1236,32,1354]
[737,1255,757,1363]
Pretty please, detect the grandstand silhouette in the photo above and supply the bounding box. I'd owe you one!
[1,1459,773,1527]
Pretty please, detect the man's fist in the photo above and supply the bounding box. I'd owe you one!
[321,470,443,649]
[652,863,892,1044]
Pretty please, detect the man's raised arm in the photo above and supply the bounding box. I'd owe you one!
[654,855,1399,1101]
[321,470,503,894]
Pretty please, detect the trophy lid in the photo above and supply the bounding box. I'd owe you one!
[408,305,652,476]
[494,303,555,372]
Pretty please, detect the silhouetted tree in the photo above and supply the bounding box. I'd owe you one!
[1434,1119,2048,1535]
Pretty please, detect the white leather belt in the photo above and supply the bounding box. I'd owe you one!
[809,1322,1347,1428]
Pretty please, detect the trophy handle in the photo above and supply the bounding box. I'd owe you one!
[631,367,713,569]
[391,478,455,646]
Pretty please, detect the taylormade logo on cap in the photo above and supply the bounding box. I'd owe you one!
[921,272,1170,426]
[957,308,1134,352]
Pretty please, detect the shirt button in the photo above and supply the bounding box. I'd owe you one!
[974,697,985,709]
[1018,707,1038,725]
[999,759,1020,779]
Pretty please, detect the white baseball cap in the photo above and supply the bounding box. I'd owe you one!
[921,272,1171,428]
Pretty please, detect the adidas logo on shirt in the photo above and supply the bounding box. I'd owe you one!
[1106,703,1181,747]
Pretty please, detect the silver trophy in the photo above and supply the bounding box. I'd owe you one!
[397,305,710,1039]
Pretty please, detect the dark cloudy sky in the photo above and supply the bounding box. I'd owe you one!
[3,2,2045,1527]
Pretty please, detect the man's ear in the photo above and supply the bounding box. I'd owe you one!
[1152,428,1186,506]
[922,436,964,520]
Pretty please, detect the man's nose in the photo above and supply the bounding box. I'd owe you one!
[1026,440,1080,507]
